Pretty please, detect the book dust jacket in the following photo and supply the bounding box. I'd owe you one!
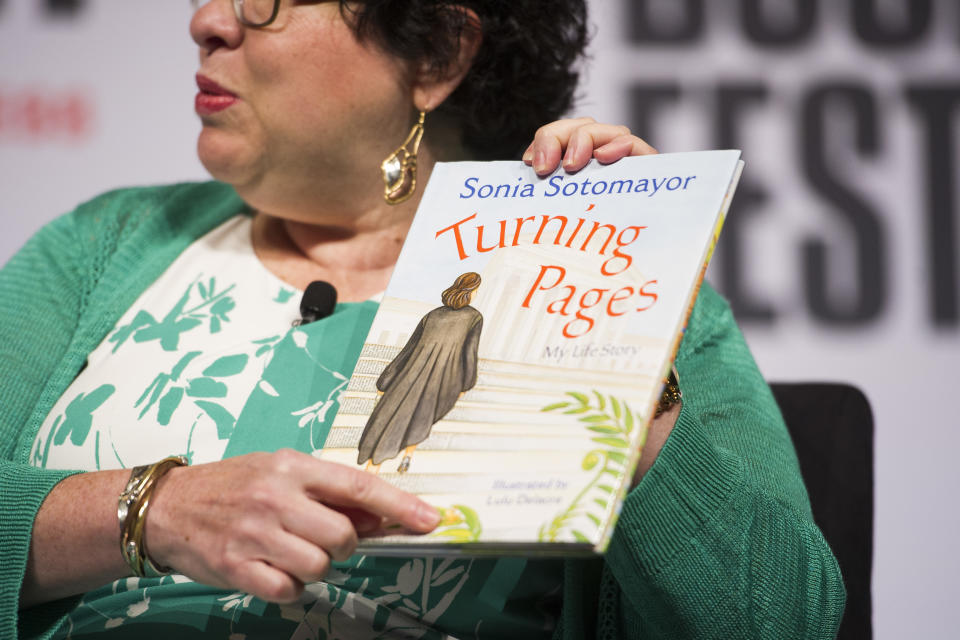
[319,151,743,555]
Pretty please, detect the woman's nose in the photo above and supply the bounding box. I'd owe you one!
[190,0,244,54]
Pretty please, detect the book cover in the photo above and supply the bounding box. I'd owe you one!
[319,150,743,555]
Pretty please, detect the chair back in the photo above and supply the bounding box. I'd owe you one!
[770,383,874,640]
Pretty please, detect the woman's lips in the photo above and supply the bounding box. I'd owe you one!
[195,73,238,116]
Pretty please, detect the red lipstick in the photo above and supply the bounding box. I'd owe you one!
[195,73,238,116]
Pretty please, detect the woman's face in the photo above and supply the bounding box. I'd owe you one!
[190,1,414,217]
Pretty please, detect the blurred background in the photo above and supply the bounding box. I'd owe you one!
[1,1,957,637]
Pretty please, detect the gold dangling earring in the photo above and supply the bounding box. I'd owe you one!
[381,110,426,205]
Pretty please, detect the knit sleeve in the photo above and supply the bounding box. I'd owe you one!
[0,212,89,637]
[599,284,846,639]
[0,183,245,638]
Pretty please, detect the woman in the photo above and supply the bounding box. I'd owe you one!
[1,0,844,638]
[358,272,483,473]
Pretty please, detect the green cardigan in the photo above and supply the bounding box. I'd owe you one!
[0,182,845,639]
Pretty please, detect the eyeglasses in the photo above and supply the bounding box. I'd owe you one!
[191,0,282,28]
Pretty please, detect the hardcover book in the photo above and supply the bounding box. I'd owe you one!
[320,150,743,555]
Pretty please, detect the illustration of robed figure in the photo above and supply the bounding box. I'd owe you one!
[357,272,483,472]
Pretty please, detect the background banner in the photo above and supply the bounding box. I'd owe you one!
[2,1,958,636]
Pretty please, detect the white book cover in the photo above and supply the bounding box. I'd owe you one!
[319,150,743,555]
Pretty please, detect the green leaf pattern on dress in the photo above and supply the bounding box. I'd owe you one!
[34,384,115,469]
[108,277,236,353]
[274,287,295,304]
[135,352,251,438]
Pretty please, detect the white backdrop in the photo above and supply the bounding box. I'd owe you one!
[2,1,958,637]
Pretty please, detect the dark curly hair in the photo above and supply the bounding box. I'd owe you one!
[339,1,589,160]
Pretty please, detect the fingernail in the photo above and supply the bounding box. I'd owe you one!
[563,139,578,169]
[417,503,442,529]
[534,150,547,174]
[522,147,533,164]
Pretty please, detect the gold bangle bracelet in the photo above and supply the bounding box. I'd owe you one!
[118,455,188,578]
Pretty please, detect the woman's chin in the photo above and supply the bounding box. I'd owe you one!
[196,134,259,189]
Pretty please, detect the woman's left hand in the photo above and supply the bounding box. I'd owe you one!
[522,117,658,176]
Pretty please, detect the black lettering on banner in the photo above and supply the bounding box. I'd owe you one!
[626,0,703,44]
[802,83,887,325]
[741,0,816,47]
[906,85,960,327]
[45,0,84,16]
[626,83,680,148]
[713,83,777,323]
[0,0,86,19]
[852,0,932,47]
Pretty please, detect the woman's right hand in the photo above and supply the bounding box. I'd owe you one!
[147,450,441,603]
